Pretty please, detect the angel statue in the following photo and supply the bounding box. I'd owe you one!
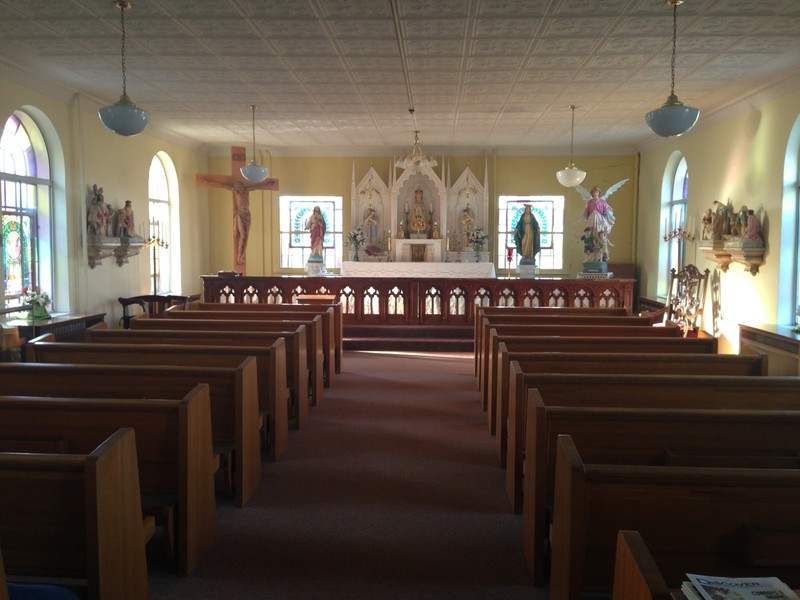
[575,179,628,263]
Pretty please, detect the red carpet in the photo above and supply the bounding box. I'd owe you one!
[148,350,541,600]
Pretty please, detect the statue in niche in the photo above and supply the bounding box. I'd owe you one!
[409,189,429,236]
[460,205,474,250]
[363,206,378,245]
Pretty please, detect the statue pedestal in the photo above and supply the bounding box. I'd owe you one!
[305,256,326,276]
[517,264,539,279]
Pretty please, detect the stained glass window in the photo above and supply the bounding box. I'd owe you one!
[279,196,343,270]
[497,195,564,271]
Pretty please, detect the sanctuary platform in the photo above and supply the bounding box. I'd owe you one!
[202,274,635,326]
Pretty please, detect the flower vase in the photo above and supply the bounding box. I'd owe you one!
[28,304,50,320]
[354,246,360,261]
[473,246,482,262]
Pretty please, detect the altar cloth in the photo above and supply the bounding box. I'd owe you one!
[340,261,496,278]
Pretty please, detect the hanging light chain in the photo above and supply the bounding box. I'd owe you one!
[670,1,678,97]
[250,105,257,157]
[116,1,132,98]
[568,104,577,162]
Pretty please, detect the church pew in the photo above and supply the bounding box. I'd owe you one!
[0,388,216,577]
[522,389,800,584]
[192,300,343,376]
[26,334,289,462]
[87,325,309,429]
[0,428,150,599]
[166,307,333,388]
[295,296,344,374]
[611,530,672,600]
[550,434,800,600]
[0,361,261,508]
[493,350,767,462]
[476,314,651,393]
[506,368,800,514]
[131,315,324,407]
[481,323,680,412]
[474,306,631,374]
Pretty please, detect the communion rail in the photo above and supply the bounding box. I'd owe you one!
[201,275,635,326]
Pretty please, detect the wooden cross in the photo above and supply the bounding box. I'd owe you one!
[196,146,279,274]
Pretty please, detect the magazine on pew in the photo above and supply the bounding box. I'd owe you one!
[685,574,798,600]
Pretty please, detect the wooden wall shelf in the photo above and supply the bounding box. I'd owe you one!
[699,240,765,275]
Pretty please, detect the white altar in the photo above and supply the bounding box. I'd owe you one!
[340,261,496,278]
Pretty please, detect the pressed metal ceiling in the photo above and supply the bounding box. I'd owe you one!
[1,0,799,155]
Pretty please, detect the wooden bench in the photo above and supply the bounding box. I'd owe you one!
[482,323,681,412]
[494,350,767,464]
[523,389,800,584]
[0,361,261,507]
[0,388,216,576]
[87,324,309,429]
[506,369,799,514]
[295,295,344,374]
[550,434,800,600]
[192,300,343,377]
[477,314,652,393]
[474,306,630,374]
[173,304,336,387]
[131,315,324,407]
[27,334,289,462]
[0,428,150,599]
[612,531,671,600]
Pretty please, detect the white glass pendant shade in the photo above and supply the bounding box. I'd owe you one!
[646,0,699,138]
[555,104,586,188]
[240,161,269,183]
[99,94,150,137]
[646,95,700,138]
[241,104,269,182]
[98,2,149,136]
[556,164,587,188]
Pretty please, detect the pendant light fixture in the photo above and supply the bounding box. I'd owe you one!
[98,1,150,136]
[646,0,700,137]
[240,104,269,183]
[555,104,586,188]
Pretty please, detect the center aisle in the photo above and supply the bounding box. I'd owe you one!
[150,350,541,600]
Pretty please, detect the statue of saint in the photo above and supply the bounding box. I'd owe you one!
[513,204,540,264]
[306,206,326,257]
[409,189,429,235]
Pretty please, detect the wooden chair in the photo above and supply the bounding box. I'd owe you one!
[118,294,190,328]
[641,264,709,337]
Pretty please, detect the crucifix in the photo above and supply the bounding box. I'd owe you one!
[196,146,279,274]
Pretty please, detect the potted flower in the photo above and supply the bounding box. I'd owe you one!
[22,286,51,320]
[346,226,366,261]
[467,226,489,262]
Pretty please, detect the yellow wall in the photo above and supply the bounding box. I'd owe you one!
[637,88,800,351]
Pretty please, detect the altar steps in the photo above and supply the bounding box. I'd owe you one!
[344,325,473,352]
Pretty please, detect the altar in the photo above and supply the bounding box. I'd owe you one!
[394,238,443,262]
[340,261,496,278]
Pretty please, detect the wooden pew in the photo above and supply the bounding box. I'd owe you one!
[0,428,150,599]
[0,388,215,576]
[295,295,344,374]
[192,300,343,376]
[550,434,800,600]
[523,389,800,584]
[612,531,671,600]
[174,304,334,388]
[27,334,289,462]
[131,315,324,407]
[481,323,680,412]
[87,325,309,429]
[0,361,261,507]
[477,314,652,393]
[506,369,799,515]
[474,306,630,374]
[494,350,767,463]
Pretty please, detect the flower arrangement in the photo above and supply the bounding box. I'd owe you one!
[467,226,489,251]
[346,226,366,249]
[22,286,51,308]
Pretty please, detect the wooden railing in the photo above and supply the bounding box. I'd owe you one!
[201,275,635,326]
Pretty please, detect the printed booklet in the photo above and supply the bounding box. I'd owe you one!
[684,574,798,600]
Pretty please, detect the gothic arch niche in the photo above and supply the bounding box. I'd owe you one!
[447,165,488,252]
[352,166,390,251]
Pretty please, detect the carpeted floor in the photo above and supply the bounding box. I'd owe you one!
[148,350,543,600]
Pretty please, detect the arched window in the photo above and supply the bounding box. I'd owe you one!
[1,112,52,309]
[148,153,178,293]
[778,115,800,326]
[658,154,689,297]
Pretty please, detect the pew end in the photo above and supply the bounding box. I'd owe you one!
[612,530,672,600]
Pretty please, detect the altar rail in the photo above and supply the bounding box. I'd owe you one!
[201,275,635,326]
